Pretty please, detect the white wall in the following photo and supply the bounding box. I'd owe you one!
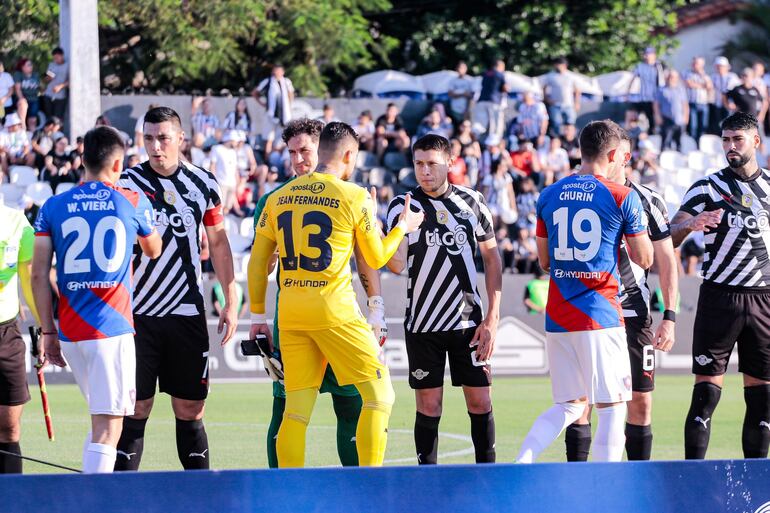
[667,18,754,72]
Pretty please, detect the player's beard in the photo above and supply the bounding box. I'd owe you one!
[727,150,751,169]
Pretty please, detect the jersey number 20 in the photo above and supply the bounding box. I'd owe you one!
[553,207,602,262]
[277,211,332,272]
[61,216,127,274]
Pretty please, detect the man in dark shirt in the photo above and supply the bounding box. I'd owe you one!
[476,59,509,143]
[374,103,410,162]
[727,68,765,119]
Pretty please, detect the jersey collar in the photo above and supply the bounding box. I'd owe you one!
[142,159,183,179]
[417,183,453,200]
[723,165,764,183]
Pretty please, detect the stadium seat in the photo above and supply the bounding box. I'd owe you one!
[239,217,255,239]
[647,134,662,154]
[368,167,388,188]
[0,184,23,206]
[663,184,682,206]
[55,182,75,194]
[676,168,696,188]
[383,152,409,172]
[699,134,722,156]
[680,134,697,154]
[356,150,378,171]
[659,150,686,171]
[398,167,417,188]
[25,182,53,206]
[687,151,711,172]
[9,166,38,187]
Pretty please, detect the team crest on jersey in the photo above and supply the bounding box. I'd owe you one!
[456,209,472,220]
[183,190,202,202]
[436,210,449,224]
[163,190,176,205]
[742,194,754,208]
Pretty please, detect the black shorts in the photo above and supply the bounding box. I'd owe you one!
[134,314,210,401]
[405,328,491,389]
[692,282,770,379]
[0,318,30,406]
[625,315,655,392]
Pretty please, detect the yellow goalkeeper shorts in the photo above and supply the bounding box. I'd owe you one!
[280,317,385,392]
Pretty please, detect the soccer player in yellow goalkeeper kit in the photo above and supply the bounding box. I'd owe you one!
[249,122,424,467]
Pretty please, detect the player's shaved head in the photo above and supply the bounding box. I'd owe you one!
[318,121,359,162]
[83,126,125,174]
[282,118,323,144]
[579,120,623,162]
[144,106,183,131]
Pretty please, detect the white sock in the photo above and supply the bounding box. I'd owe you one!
[83,443,117,474]
[516,402,585,463]
[82,432,92,467]
[593,403,627,462]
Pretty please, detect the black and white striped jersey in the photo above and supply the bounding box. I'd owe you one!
[386,185,495,334]
[118,160,223,316]
[679,167,770,288]
[617,181,671,318]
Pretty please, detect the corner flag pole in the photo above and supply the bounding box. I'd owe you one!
[29,326,55,442]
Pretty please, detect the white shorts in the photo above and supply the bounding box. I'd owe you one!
[546,327,632,404]
[61,334,136,416]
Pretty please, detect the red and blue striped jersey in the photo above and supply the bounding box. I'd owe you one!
[34,181,156,342]
[536,174,647,333]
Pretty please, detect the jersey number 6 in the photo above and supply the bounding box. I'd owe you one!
[277,211,333,272]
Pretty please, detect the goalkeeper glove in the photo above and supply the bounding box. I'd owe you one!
[256,336,284,384]
[367,296,387,346]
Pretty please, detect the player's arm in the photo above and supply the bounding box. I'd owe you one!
[652,236,678,351]
[621,190,653,269]
[247,232,277,347]
[206,220,238,345]
[536,236,550,272]
[30,236,65,367]
[386,238,408,274]
[17,224,39,324]
[354,245,388,346]
[356,192,423,269]
[474,238,503,361]
[625,232,653,269]
[138,231,161,258]
[669,209,722,248]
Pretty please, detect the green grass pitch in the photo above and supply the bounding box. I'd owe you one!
[18,374,748,473]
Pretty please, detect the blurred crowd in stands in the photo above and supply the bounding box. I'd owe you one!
[4,49,770,282]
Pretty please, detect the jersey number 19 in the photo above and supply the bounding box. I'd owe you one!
[553,207,602,262]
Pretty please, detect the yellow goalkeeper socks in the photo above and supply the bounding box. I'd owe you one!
[355,373,395,466]
[276,387,318,468]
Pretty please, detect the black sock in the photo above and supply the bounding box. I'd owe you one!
[332,393,362,467]
[176,419,210,470]
[0,442,22,474]
[414,412,440,465]
[684,382,722,459]
[266,397,285,469]
[625,423,653,461]
[742,384,770,458]
[114,417,148,471]
[565,423,591,462]
[468,410,496,463]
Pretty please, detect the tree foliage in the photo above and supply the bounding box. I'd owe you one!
[720,0,770,69]
[0,0,59,73]
[0,0,688,94]
[377,0,685,77]
[99,0,395,95]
